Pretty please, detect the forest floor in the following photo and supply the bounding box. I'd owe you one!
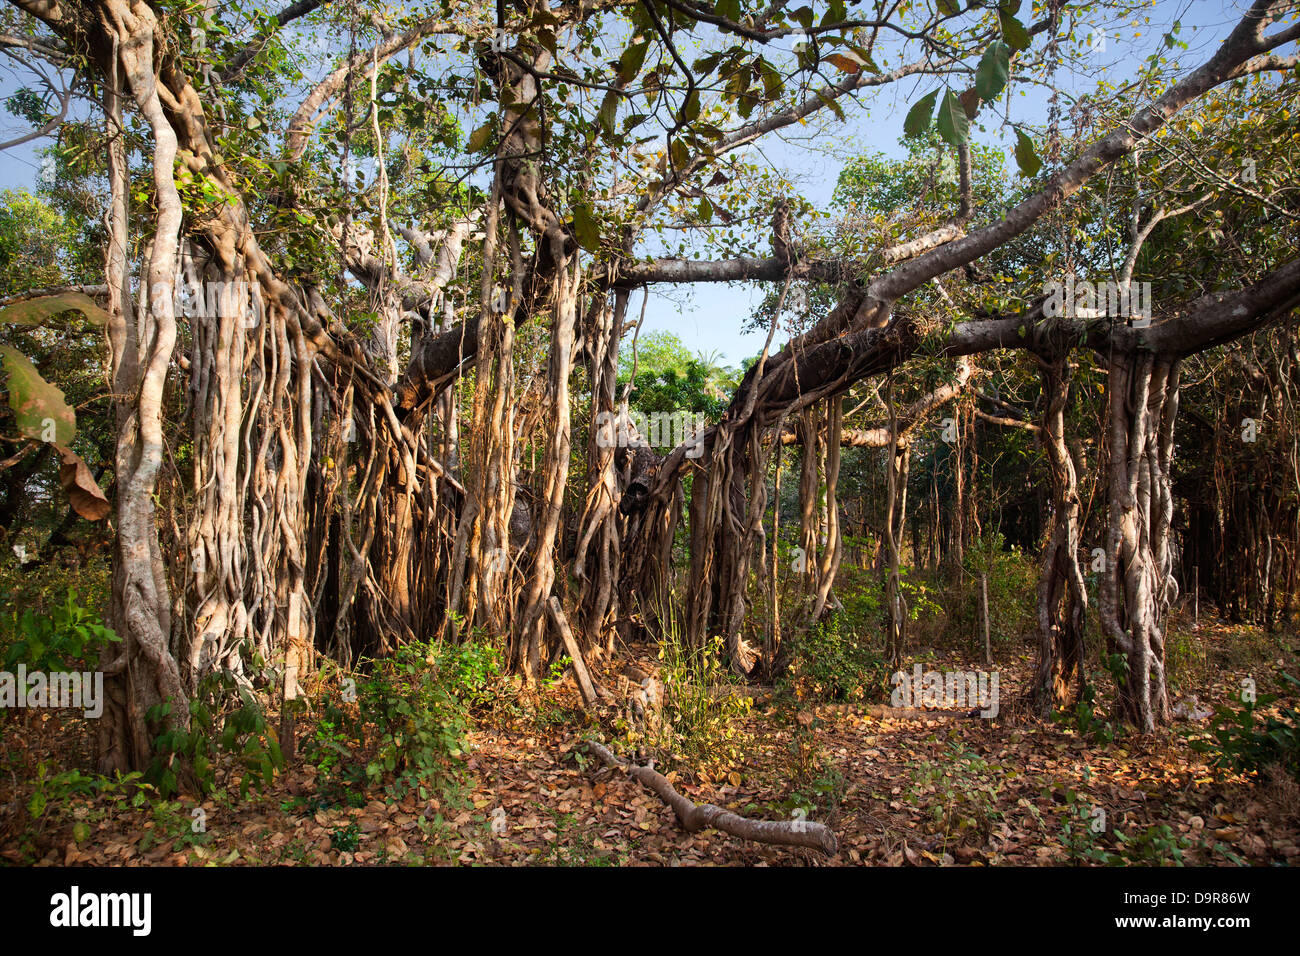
[3,619,1298,867]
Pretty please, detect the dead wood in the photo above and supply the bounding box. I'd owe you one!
[583,740,838,856]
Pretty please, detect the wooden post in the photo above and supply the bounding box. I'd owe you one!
[980,572,992,665]
[1193,565,1199,627]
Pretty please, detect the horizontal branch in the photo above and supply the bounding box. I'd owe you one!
[583,740,838,856]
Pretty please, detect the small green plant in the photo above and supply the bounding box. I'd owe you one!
[330,821,361,853]
[1,589,119,673]
[138,797,216,853]
[907,739,1001,850]
[1056,784,1192,866]
[781,617,890,703]
[1190,670,1300,781]
[1052,680,1117,745]
[26,763,150,824]
[15,763,184,862]
[146,667,284,798]
[1115,823,1192,865]
[1059,788,1119,864]
[644,611,752,772]
[538,807,618,866]
[438,636,510,713]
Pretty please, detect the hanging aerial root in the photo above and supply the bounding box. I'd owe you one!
[582,740,839,856]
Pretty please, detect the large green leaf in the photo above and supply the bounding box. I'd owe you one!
[598,91,619,138]
[998,10,1031,51]
[572,202,600,252]
[904,90,939,138]
[466,122,494,153]
[975,41,1010,101]
[936,90,970,146]
[1014,129,1042,177]
[0,345,75,444]
[0,292,109,327]
[619,41,649,83]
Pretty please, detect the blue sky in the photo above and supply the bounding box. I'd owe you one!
[0,1,1253,366]
[633,1,1249,368]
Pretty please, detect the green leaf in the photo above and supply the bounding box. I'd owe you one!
[1014,129,1042,177]
[619,41,649,83]
[816,88,845,121]
[757,58,783,99]
[903,90,938,138]
[572,202,600,252]
[0,292,109,327]
[936,89,969,146]
[715,0,741,21]
[682,89,701,123]
[975,41,1010,100]
[821,0,847,26]
[466,122,494,153]
[0,346,75,444]
[598,91,619,137]
[937,0,960,14]
[999,10,1031,51]
[698,196,713,222]
[670,136,690,170]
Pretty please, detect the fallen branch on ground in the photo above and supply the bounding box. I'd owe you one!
[582,739,839,856]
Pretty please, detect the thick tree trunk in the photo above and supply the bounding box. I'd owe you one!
[575,291,625,652]
[809,397,844,623]
[1030,354,1088,713]
[96,4,189,772]
[1099,352,1180,731]
[517,253,580,677]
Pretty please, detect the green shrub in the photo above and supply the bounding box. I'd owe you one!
[1059,791,1193,866]
[304,639,506,807]
[947,533,1039,646]
[1,589,119,673]
[836,561,943,634]
[356,639,471,801]
[781,617,890,703]
[640,617,752,772]
[1190,670,1300,781]
[1051,680,1117,745]
[908,740,1002,850]
[147,667,284,799]
[439,640,508,713]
